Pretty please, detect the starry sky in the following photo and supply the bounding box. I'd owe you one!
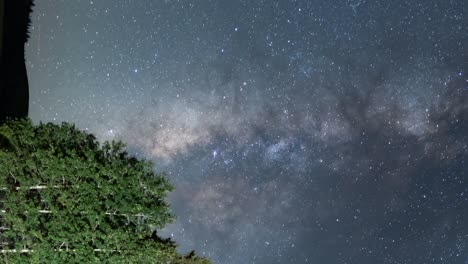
[25,0,467,263]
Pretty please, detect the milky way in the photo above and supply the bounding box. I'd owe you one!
[26,0,467,263]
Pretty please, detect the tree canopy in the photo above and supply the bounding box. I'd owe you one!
[0,119,210,263]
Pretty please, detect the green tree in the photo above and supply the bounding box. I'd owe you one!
[0,119,210,263]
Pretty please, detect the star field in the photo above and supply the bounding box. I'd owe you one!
[26,0,467,263]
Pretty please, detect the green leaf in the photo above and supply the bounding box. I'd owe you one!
[0,119,210,263]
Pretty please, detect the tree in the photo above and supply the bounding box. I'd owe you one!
[0,0,34,123]
[0,119,210,263]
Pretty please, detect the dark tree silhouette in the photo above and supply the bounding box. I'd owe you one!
[0,0,34,123]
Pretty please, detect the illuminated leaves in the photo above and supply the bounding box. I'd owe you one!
[0,119,209,263]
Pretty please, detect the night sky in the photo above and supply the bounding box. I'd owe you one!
[25,0,467,263]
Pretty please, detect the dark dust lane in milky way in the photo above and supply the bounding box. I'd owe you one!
[27,0,467,263]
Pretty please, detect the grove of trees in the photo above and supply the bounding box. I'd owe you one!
[0,119,210,263]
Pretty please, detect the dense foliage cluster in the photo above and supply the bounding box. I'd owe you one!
[0,119,209,263]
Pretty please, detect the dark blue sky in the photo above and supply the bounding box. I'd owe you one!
[26,0,467,263]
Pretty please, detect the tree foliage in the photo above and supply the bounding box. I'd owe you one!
[0,119,210,263]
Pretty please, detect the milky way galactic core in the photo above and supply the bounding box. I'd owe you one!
[27,1,467,263]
